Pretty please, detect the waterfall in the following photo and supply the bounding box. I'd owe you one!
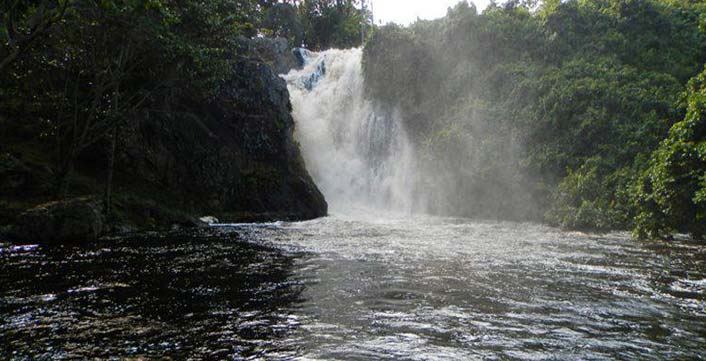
[283,48,420,215]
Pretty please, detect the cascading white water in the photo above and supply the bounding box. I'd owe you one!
[283,48,420,215]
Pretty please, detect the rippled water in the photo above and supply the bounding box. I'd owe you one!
[2,214,706,359]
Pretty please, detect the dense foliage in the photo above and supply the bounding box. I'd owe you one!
[3,0,706,240]
[263,0,372,49]
[634,66,706,240]
[0,0,369,207]
[363,0,706,238]
[1,0,250,199]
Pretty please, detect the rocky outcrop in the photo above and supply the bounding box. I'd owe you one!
[248,37,302,75]
[1,39,327,242]
[13,197,105,243]
[117,50,327,222]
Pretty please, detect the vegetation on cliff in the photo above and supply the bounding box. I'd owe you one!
[264,0,372,49]
[3,0,706,241]
[363,0,706,239]
[1,0,366,236]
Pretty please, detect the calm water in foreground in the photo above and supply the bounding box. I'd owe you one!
[1,214,705,360]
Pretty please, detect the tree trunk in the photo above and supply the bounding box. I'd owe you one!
[0,48,20,74]
[104,126,118,218]
[56,156,75,199]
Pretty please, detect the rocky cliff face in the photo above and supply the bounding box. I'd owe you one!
[248,37,302,75]
[117,52,327,223]
[1,40,327,242]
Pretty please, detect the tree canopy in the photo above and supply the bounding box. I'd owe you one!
[363,0,706,239]
[634,66,706,240]
[0,0,370,204]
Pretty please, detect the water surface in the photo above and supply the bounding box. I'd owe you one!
[2,215,706,359]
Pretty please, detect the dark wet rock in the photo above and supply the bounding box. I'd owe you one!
[118,53,327,223]
[13,197,104,243]
[302,58,326,90]
[247,37,301,74]
[1,38,326,238]
[199,216,220,224]
[110,223,138,235]
[172,215,208,229]
[113,197,209,231]
[292,47,314,68]
[288,48,325,91]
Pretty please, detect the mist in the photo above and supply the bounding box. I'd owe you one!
[284,49,422,215]
[284,3,540,221]
[283,0,705,234]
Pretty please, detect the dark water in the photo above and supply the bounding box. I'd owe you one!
[1,229,305,359]
[2,215,706,360]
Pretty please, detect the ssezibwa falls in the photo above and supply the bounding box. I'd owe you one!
[1,0,706,360]
[284,48,421,214]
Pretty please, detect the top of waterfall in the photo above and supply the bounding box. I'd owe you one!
[284,48,364,92]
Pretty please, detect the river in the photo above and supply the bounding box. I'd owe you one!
[3,48,706,360]
[2,214,705,359]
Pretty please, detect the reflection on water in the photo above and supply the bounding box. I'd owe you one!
[2,215,706,359]
[0,229,305,359]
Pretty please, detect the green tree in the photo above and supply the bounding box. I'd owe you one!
[0,0,69,73]
[362,0,706,229]
[298,0,369,50]
[0,0,262,210]
[634,66,706,240]
[263,2,304,44]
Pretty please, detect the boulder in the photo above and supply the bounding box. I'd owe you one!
[248,37,301,75]
[114,197,209,231]
[199,216,220,225]
[13,197,104,243]
[292,47,315,68]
